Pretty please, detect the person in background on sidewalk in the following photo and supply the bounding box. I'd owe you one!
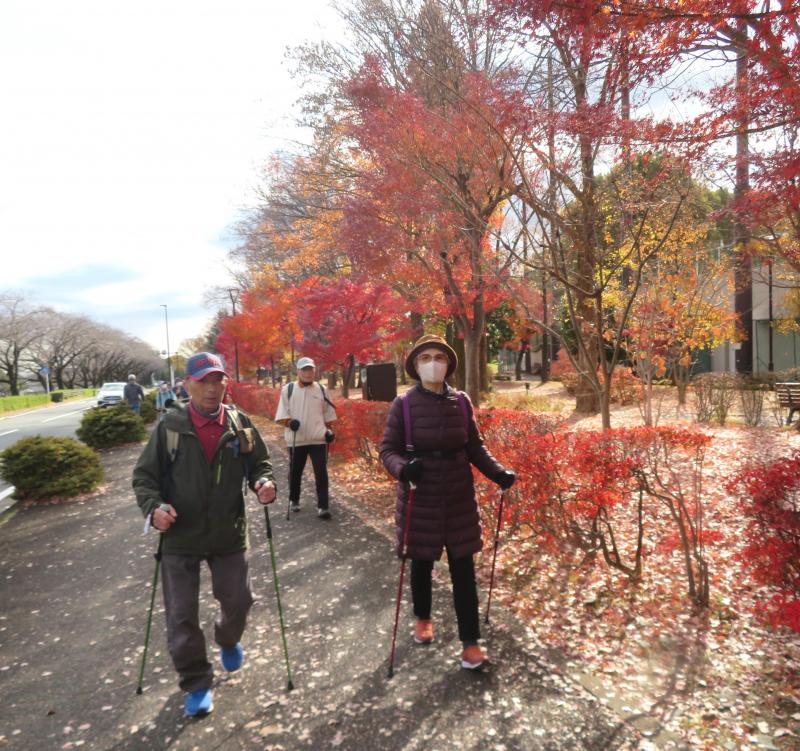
[155,381,176,421]
[274,356,337,520]
[123,373,145,414]
[174,379,189,403]
[132,351,277,718]
[379,335,516,671]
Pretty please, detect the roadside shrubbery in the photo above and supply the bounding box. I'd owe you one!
[0,436,104,500]
[77,404,146,449]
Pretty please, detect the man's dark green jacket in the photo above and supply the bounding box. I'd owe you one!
[132,403,275,556]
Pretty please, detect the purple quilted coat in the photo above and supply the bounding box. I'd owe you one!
[379,384,505,561]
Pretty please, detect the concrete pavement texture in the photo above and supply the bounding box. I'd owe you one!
[0,441,639,751]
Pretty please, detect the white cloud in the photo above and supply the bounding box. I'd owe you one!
[0,0,344,350]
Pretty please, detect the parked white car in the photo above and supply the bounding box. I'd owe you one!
[96,382,126,407]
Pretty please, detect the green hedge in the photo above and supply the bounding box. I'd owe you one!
[0,436,104,500]
[0,389,96,413]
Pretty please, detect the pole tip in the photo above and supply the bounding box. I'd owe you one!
[287,681,294,692]
[136,687,143,695]
[387,667,394,679]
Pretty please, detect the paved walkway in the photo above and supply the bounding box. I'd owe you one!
[0,442,639,751]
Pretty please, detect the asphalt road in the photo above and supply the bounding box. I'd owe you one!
[0,397,97,510]
[0,438,641,751]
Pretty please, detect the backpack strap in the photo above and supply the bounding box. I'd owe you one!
[225,404,242,432]
[319,383,336,409]
[288,380,335,409]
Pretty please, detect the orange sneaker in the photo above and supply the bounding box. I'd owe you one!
[460,644,487,670]
[414,619,434,644]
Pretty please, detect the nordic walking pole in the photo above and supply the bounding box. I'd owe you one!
[388,481,416,679]
[136,533,164,694]
[264,505,294,691]
[485,489,507,624]
[286,428,297,521]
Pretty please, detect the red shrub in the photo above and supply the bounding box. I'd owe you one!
[476,419,714,602]
[231,383,280,418]
[333,399,390,463]
[728,452,800,632]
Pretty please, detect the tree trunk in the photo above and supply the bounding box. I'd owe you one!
[410,311,424,340]
[733,20,752,375]
[446,323,466,391]
[462,328,482,404]
[479,332,489,393]
[341,354,355,398]
[571,61,601,418]
[515,344,525,380]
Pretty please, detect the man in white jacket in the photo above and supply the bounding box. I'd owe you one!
[274,357,337,519]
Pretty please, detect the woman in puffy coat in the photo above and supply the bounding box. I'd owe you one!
[379,335,515,670]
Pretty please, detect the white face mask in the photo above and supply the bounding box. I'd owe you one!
[417,360,448,384]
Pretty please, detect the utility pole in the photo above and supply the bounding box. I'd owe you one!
[227,289,241,382]
[160,304,174,386]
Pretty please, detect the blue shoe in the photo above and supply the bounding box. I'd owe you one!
[184,688,213,717]
[220,643,244,672]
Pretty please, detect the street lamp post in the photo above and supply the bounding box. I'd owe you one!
[160,304,174,386]
[227,288,241,382]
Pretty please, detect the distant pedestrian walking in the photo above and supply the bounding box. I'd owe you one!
[173,379,189,403]
[274,357,337,519]
[379,335,516,671]
[124,374,145,414]
[132,351,277,717]
[155,382,176,421]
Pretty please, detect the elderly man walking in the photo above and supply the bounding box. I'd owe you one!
[274,356,337,519]
[132,351,277,717]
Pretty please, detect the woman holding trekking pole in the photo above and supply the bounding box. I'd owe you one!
[380,335,515,671]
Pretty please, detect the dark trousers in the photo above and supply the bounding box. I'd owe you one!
[288,444,329,509]
[160,551,254,692]
[410,553,480,644]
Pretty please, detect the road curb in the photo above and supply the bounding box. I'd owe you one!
[0,485,17,516]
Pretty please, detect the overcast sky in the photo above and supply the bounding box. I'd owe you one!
[0,0,342,356]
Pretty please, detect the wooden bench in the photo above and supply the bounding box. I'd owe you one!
[775,382,800,424]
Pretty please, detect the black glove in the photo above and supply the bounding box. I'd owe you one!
[400,458,424,483]
[495,469,516,490]
[325,429,335,444]
[289,419,300,432]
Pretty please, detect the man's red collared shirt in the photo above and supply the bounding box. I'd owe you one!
[188,401,226,464]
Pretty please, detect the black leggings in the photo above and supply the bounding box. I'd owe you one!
[410,553,480,644]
